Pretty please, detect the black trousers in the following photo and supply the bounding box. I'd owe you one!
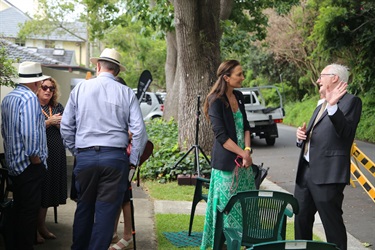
[8,163,46,250]
[294,160,347,250]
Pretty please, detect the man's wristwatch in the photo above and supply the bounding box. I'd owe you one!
[244,147,253,154]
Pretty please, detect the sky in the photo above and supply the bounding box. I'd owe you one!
[7,0,36,15]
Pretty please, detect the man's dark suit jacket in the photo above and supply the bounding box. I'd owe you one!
[208,90,250,171]
[296,93,362,185]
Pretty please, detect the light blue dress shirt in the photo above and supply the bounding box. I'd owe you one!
[1,84,48,176]
[60,72,147,166]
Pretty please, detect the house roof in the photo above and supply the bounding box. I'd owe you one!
[1,38,94,73]
[1,38,65,65]
[0,6,30,38]
[35,48,77,66]
[0,5,87,42]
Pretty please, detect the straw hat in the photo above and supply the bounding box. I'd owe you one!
[90,48,126,71]
[14,62,50,84]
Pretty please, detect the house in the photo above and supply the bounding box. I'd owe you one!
[0,0,89,66]
[0,37,94,154]
[0,0,95,156]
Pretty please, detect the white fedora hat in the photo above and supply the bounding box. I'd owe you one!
[90,48,126,71]
[14,62,50,84]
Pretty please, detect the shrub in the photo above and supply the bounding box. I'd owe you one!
[141,118,211,182]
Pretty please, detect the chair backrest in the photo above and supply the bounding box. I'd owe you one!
[222,190,299,245]
[0,153,7,169]
[0,168,9,204]
[0,153,12,198]
[248,240,340,250]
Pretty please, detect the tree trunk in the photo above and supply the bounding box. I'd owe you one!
[174,0,222,153]
[164,31,179,121]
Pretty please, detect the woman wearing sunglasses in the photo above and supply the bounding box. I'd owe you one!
[201,60,256,250]
[36,78,67,243]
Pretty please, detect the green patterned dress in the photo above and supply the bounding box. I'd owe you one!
[200,110,255,249]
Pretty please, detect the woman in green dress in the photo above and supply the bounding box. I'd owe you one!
[201,60,255,249]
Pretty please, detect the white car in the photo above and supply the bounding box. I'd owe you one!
[137,91,164,121]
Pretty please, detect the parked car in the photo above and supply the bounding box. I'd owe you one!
[134,90,164,121]
[237,86,285,146]
[156,92,166,102]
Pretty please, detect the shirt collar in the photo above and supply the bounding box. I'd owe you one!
[97,72,116,80]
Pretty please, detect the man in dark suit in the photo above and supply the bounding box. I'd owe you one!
[294,64,362,250]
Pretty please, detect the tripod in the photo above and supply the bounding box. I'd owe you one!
[173,96,211,177]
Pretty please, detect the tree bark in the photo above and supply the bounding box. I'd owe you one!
[164,31,179,121]
[173,0,222,153]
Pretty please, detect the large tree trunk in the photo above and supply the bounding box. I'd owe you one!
[164,31,179,121]
[173,0,222,153]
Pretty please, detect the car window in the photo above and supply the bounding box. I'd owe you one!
[243,93,256,104]
[141,94,152,104]
[155,94,164,104]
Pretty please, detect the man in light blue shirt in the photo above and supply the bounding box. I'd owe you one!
[1,61,49,249]
[60,48,148,250]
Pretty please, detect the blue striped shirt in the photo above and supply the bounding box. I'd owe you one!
[60,72,148,166]
[1,84,48,176]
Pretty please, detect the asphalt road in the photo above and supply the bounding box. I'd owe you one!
[251,124,375,248]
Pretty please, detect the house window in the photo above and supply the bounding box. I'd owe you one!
[15,38,25,47]
[53,49,65,56]
[45,40,55,48]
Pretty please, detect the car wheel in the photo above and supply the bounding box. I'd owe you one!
[265,137,276,146]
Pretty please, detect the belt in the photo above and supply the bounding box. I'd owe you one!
[77,146,125,152]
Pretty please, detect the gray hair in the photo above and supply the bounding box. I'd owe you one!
[98,60,120,76]
[326,64,350,83]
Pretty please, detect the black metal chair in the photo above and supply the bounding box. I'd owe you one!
[188,176,210,236]
[0,160,14,249]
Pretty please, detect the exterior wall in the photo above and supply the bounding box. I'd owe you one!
[0,85,13,153]
[23,39,88,67]
[61,41,87,66]
[41,67,87,107]
[0,65,88,153]
[0,1,8,11]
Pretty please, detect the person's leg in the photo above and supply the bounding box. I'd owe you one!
[311,183,347,250]
[37,207,56,241]
[294,165,317,240]
[11,163,46,250]
[112,206,122,243]
[109,201,134,250]
[88,148,128,250]
[112,184,131,244]
[71,151,99,250]
[123,202,133,241]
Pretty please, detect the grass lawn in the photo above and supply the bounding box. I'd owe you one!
[142,180,321,250]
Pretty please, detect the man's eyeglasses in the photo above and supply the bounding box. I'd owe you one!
[41,85,55,92]
[318,73,335,80]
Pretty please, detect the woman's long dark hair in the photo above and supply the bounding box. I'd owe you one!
[203,60,240,119]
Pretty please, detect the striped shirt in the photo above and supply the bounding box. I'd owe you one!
[60,72,148,166]
[1,84,47,176]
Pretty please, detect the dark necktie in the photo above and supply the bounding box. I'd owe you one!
[304,100,328,155]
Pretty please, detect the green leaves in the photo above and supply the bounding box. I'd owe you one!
[0,47,17,87]
[140,118,211,182]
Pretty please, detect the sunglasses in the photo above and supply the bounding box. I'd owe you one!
[41,85,55,92]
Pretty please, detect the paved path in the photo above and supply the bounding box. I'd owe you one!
[31,176,369,250]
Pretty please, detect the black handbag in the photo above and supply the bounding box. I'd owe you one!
[252,163,269,189]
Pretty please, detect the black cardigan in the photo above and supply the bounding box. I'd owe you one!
[208,90,250,171]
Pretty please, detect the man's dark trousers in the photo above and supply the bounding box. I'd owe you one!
[295,161,347,250]
[8,163,46,250]
[71,147,128,250]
